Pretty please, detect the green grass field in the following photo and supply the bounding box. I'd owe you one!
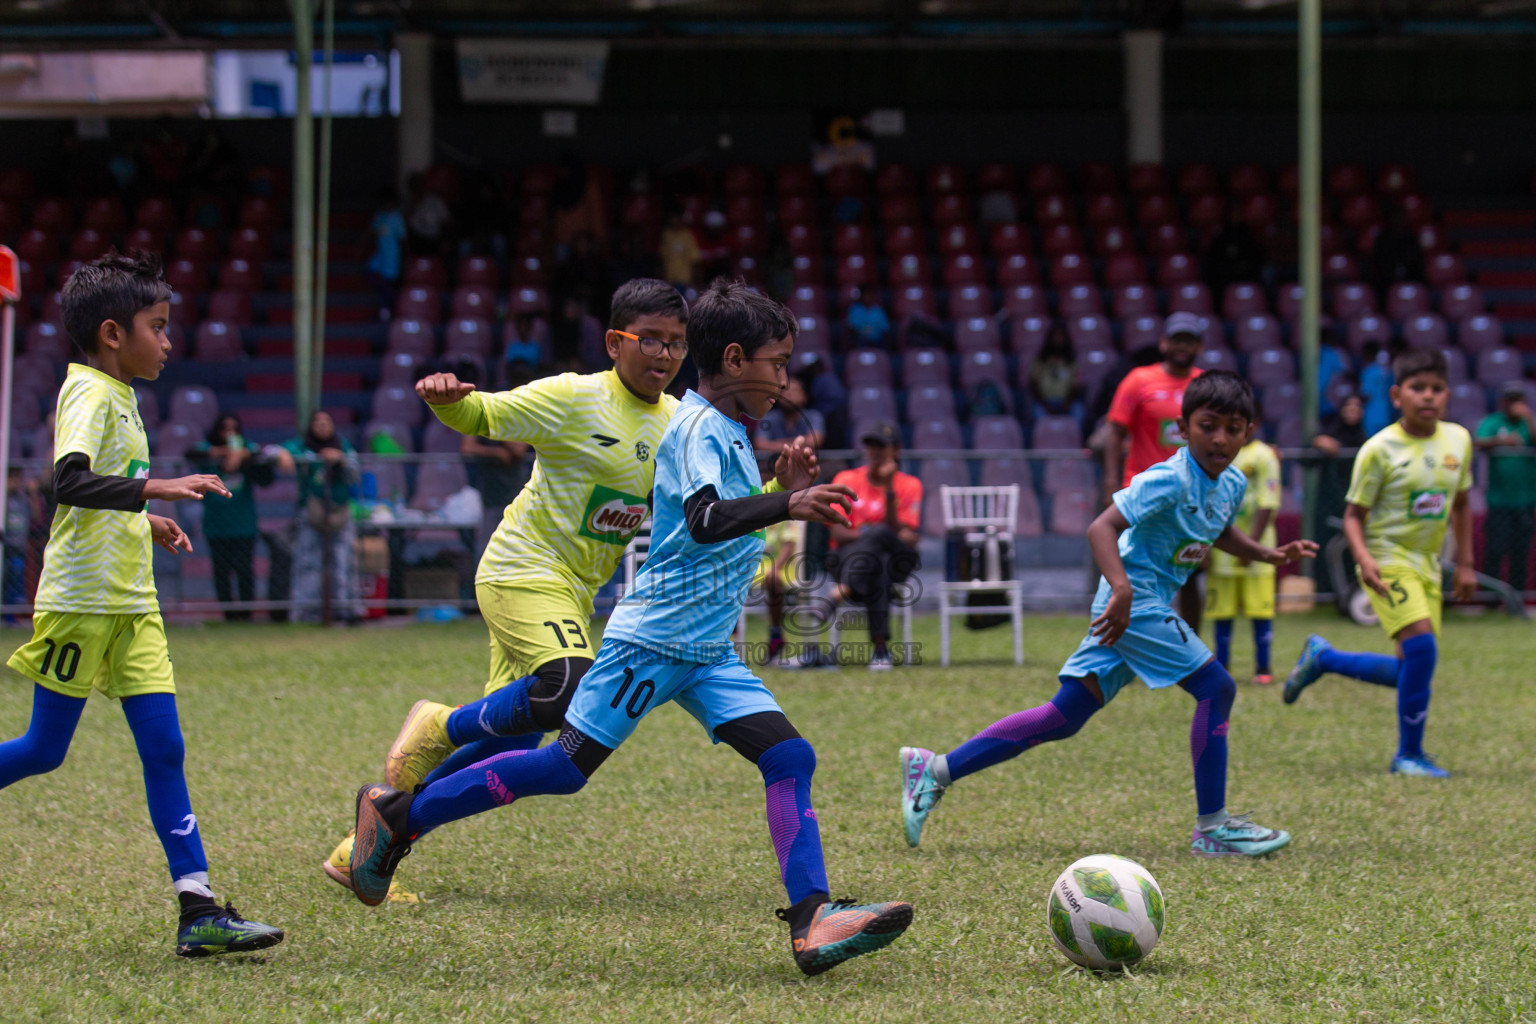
[1,612,1534,1023]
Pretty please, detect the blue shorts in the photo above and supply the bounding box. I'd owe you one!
[565,639,785,750]
[1057,600,1214,703]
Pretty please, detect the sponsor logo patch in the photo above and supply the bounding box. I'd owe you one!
[1409,489,1447,520]
[577,484,649,545]
[1170,540,1210,566]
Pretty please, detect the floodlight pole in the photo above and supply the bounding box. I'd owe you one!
[292,0,316,434]
[1299,0,1322,566]
[311,0,335,419]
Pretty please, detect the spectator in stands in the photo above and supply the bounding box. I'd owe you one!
[3,467,36,621]
[282,410,360,623]
[187,414,276,621]
[1029,324,1082,415]
[1204,209,1267,300]
[1371,208,1424,305]
[501,310,552,388]
[366,186,407,321]
[847,289,892,347]
[554,231,614,323]
[1317,326,1351,418]
[551,153,609,255]
[755,376,826,459]
[1358,339,1402,436]
[1311,391,1368,576]
[660,209,701,288]
[550,294,592,371]
[798,359,849,449]
[695,210,733,282]
[826,423,923,670]
[406,172,453,256]
[1103,311,1206,632]
[1475,382,1536,595]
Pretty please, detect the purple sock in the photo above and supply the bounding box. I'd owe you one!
[1318,647,1400,687]
[757,738,829,905]
[407,742,586,835]
[944,679,1100,783]
[1181,660,1235,817]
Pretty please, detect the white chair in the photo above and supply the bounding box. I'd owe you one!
[937,485,1024,666]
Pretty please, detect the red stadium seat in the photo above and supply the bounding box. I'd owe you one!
[1002,284,1049,319]
[1240,193,1277,232]
[723,164,765,197]
[1034,193,1073,228]
[1222,282,1268,319]
[206,289,253,325]
[1340,193,1382,230]
[927,163,966,197]
[893,284,937,319]
[194,320,244,362]
[1332,283,1376,320]
[1135,193,1177,228]
[1026,163,1068,196]
[997,253,1041,286]
[833,223,873,256]
[1168,282,1213,316]
[1157,252,1198,286]
[1058,284,1103,318]
[1146,222,1188,257]
[1067,314,1114,353]
[1235,315,1283,354]
[396,286,441,322]
[457,255,499,289]
[989,222,1030,257]
[169,385,219,433]
[1121,314,1162,352]
[1009,315,1050,361]
[885,223,924,259]
[403,255,447,290]
[228,227,271,263]
[1402,314,1448,351]
[824,165,868,200]
[69,229,110,262]
[932,194,972,228]
[1344,314,1392,356]
[1085,193,1126,227]
[937,222,980,257]
[1327,164,1369,196]
[444,317,492,358]
[892,252,931,287]
[976,162,1016,194]
[24,321,70,362]
[1126,163,1167,196]
[174,227,217,262]
[1458,315,1503,354]
[1080,162,1120,195]
[1049,252,1094,287]
[778,194,817,227]
[875,163,917,199]
[511,254,547,285]
[941,253,985,287]
[1112,284,1158,319]
[134,196,177,233]
[1322,252,1359,283]
[1228,164,1269,197]
[949,284,993,319]
[238,195,279,230]
[83,196,125,234]
[218,258,261,291]
[508,286,549,315]
[450,285,495,321]
[1187,193,1226,233]
[879,195,923,227]
[1042,223,1085,257]
[165,258,206,296]
[1376,164,1416,197]
[1386,282,1431,321]
[954,317,1002,354]
[1103,252,1148,287]
[1439,283,1485,321]
[1177,163,1220,198]
[372,386,424,428]
[834,253,877,286]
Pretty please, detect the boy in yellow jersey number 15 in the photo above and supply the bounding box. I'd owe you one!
[1282,348,1475,779]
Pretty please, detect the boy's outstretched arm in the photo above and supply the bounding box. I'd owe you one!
[416,373,489,437]
[1213,523,1319,566]
[1086,504,1133,645]
[683,484,854,545]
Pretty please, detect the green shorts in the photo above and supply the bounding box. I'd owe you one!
[479,579,595,697]
[7,611,175,700]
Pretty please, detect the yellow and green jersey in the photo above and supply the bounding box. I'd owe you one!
[35,364,156,614]
[1210,439,1281,577]
[1345,420,1473,579]
[430,370,679,615]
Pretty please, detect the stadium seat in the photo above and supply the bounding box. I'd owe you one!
[1049,253,1094,287]
[123,227,163,254]
[1222,282,1268,319]
[1447,383,1488,429]
[1345,314,1392,356]
[1439,283,1484,321]
[850,386,899,426]
[1111,284,1157,319]
[893,284,937,320]
[845,349,893,388]
[396,287,442,323]
[372,386,425,427]
[833,223,872,256]
[795,315,831,356]
[1187,193,1226,233]
[1027,163,1068,196]
[386,318,435,359]
[1008,315,1051,362]
[1259,382,1301,421]
[1034,193,1073,227]
[903,348,950,387]
[1048,489,1095,536]
[1320,252,1358,284]
[1002,284,1048,319]
[835,253,877,287]
[1031,413,1083,451]
[422,419,465,455]
[136,386,161,430]
[790,251,824,285]
[920,460,973,537]
[1093,223,1135,257]
[227,227,271,263]
[403,256,448,290]
[1277,283,1308,323]
[193,320,244,362]
[1177,163,1220,197]
[1043,223,1085,257]
[955,317,1002,354]
[410,461,469,512]
[1426,252,1467,287]
[932,194,972,228]
[1168,282,1213,316]
[206,289,253,325]
[7,390,41,432]
[1377,163,1416,197]
[1135,193,1177,228]
[24,321,69,362]
[69,229,110,262]
[1229,164,1269,197]
[1247,347,1297,389]
[778,197,817,229]
[1196,346,1240,374]
[942,253,985,287]
[975,161,1016,194]
[1402,313,1448,350]
[949,284,993,318]
[1100,252,1145,288]
[1476,347,1522,389]
[1332,283,1376,320]
[1126,163,1166,196]
[998,253,1042,286]
[1386,283,1432,321]
[787,285,827,318]
[508,286,550,315]
[1234,315,1283,353]
[1438,346,1468,382]
[1059,284,1103,317]
[905,385,955,423]
[913,418,964,452]
[458,255,499,289]
[1398,193,1433,228]
[154,421,200,458]
[978,461,1045,539]
[1156,252,1198,285]
[1043,458,1096,497]
[1067,315,1114,353]
[957,349,1009,393]
[1458,314,1504,354]
[885,222,924,258]
[29,197,72,232]
[83,196,126,234]
[824,164,867,200]
[990,223,1031,257]
[445,318,493,359]
[875,163,917,198]
[1146,222,1188,257]
[970,414,1024,451]
[511,255,547,285]
[938,223,980,256]
[1076,347,1118,398]
[169,386,219,434]
[379,351,423,388]
[1327,164,1369,196]
[1085,192,1126,228]
[219,258,261,291]
[165,258,206,296]
[450,285,495,321]
[1122,315,1162,352]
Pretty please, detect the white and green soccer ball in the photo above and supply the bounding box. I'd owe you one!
[1045,854,1165,971]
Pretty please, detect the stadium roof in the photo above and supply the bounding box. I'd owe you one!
[5,0,1536,42]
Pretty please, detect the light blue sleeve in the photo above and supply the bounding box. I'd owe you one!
[1112,463,1182,526]
[675,415,732,499]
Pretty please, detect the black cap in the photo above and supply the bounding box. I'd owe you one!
[860,422,901,447]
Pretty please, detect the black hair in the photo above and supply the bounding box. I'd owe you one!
[1392,347,1449,385]
[686,277,797,376]
[609,277,688,332]
[60,250,172,355]
[1181,370,1256,421]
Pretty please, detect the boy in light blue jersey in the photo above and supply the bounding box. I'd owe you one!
[348,280,915,977]
[901,372,1316,857]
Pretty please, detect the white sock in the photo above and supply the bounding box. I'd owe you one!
[174,873,215,900]
[1196,809,1227,832]
[931,753,952,788]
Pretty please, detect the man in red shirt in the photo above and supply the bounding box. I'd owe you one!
[1102,311,1206,628]
[827,424,923,670]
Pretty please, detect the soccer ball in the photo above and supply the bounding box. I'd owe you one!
[1045,854,1165,971]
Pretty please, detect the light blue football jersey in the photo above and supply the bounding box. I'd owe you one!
[602,390,766,663]
[1093,446,1248,611]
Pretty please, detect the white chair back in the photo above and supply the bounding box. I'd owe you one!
[941,484,1018,535]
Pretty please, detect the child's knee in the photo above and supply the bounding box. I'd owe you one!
[24,734,71,775]
[758,737,816,784]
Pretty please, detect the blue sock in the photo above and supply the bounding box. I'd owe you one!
[1396,634,1436,759]
[944,678,1100,783]
[0,684,85,790]
[422,732,543,788]
[1253,619,1273,673]
[446,675,538,747]
[1318,646,1400,687]
[407,741,586,835]
[758,738,829,906]
[121,693,208,882]
[1214,620,1233,669]
[1181,660,1235,818]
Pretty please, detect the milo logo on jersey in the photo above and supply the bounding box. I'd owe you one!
[1409,489,1448,520]
[1169,539,1210,566]
[578,484,648,545]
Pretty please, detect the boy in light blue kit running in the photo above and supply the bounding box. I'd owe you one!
[348,280,914,976]
[901,372,1316,857]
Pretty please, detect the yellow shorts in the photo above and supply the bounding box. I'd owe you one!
[1362,567,1441,639]
[6,611,175,701]
[478,578,594,697]
[1206,571,1276,620]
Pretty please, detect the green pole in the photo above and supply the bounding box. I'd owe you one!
[311,0,334,419]
[291,0,315,434]
[1299,0,1322,565]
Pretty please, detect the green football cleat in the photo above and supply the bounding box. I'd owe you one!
[349,782,416,907]
[776,896,914,976]
[385,700,457,793]
[1189,815,1292,857]
[899,746,947,848]
[175,900,284,958]
[1283,634,1331,705]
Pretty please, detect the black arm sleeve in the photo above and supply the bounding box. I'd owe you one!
[683,484,794,544]
[52,452,147,513]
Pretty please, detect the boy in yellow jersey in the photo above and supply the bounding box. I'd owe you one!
[322,278,690,889]
[1283,348,1475,778]
[0,252,282,957]
[1206,435,1281,683]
